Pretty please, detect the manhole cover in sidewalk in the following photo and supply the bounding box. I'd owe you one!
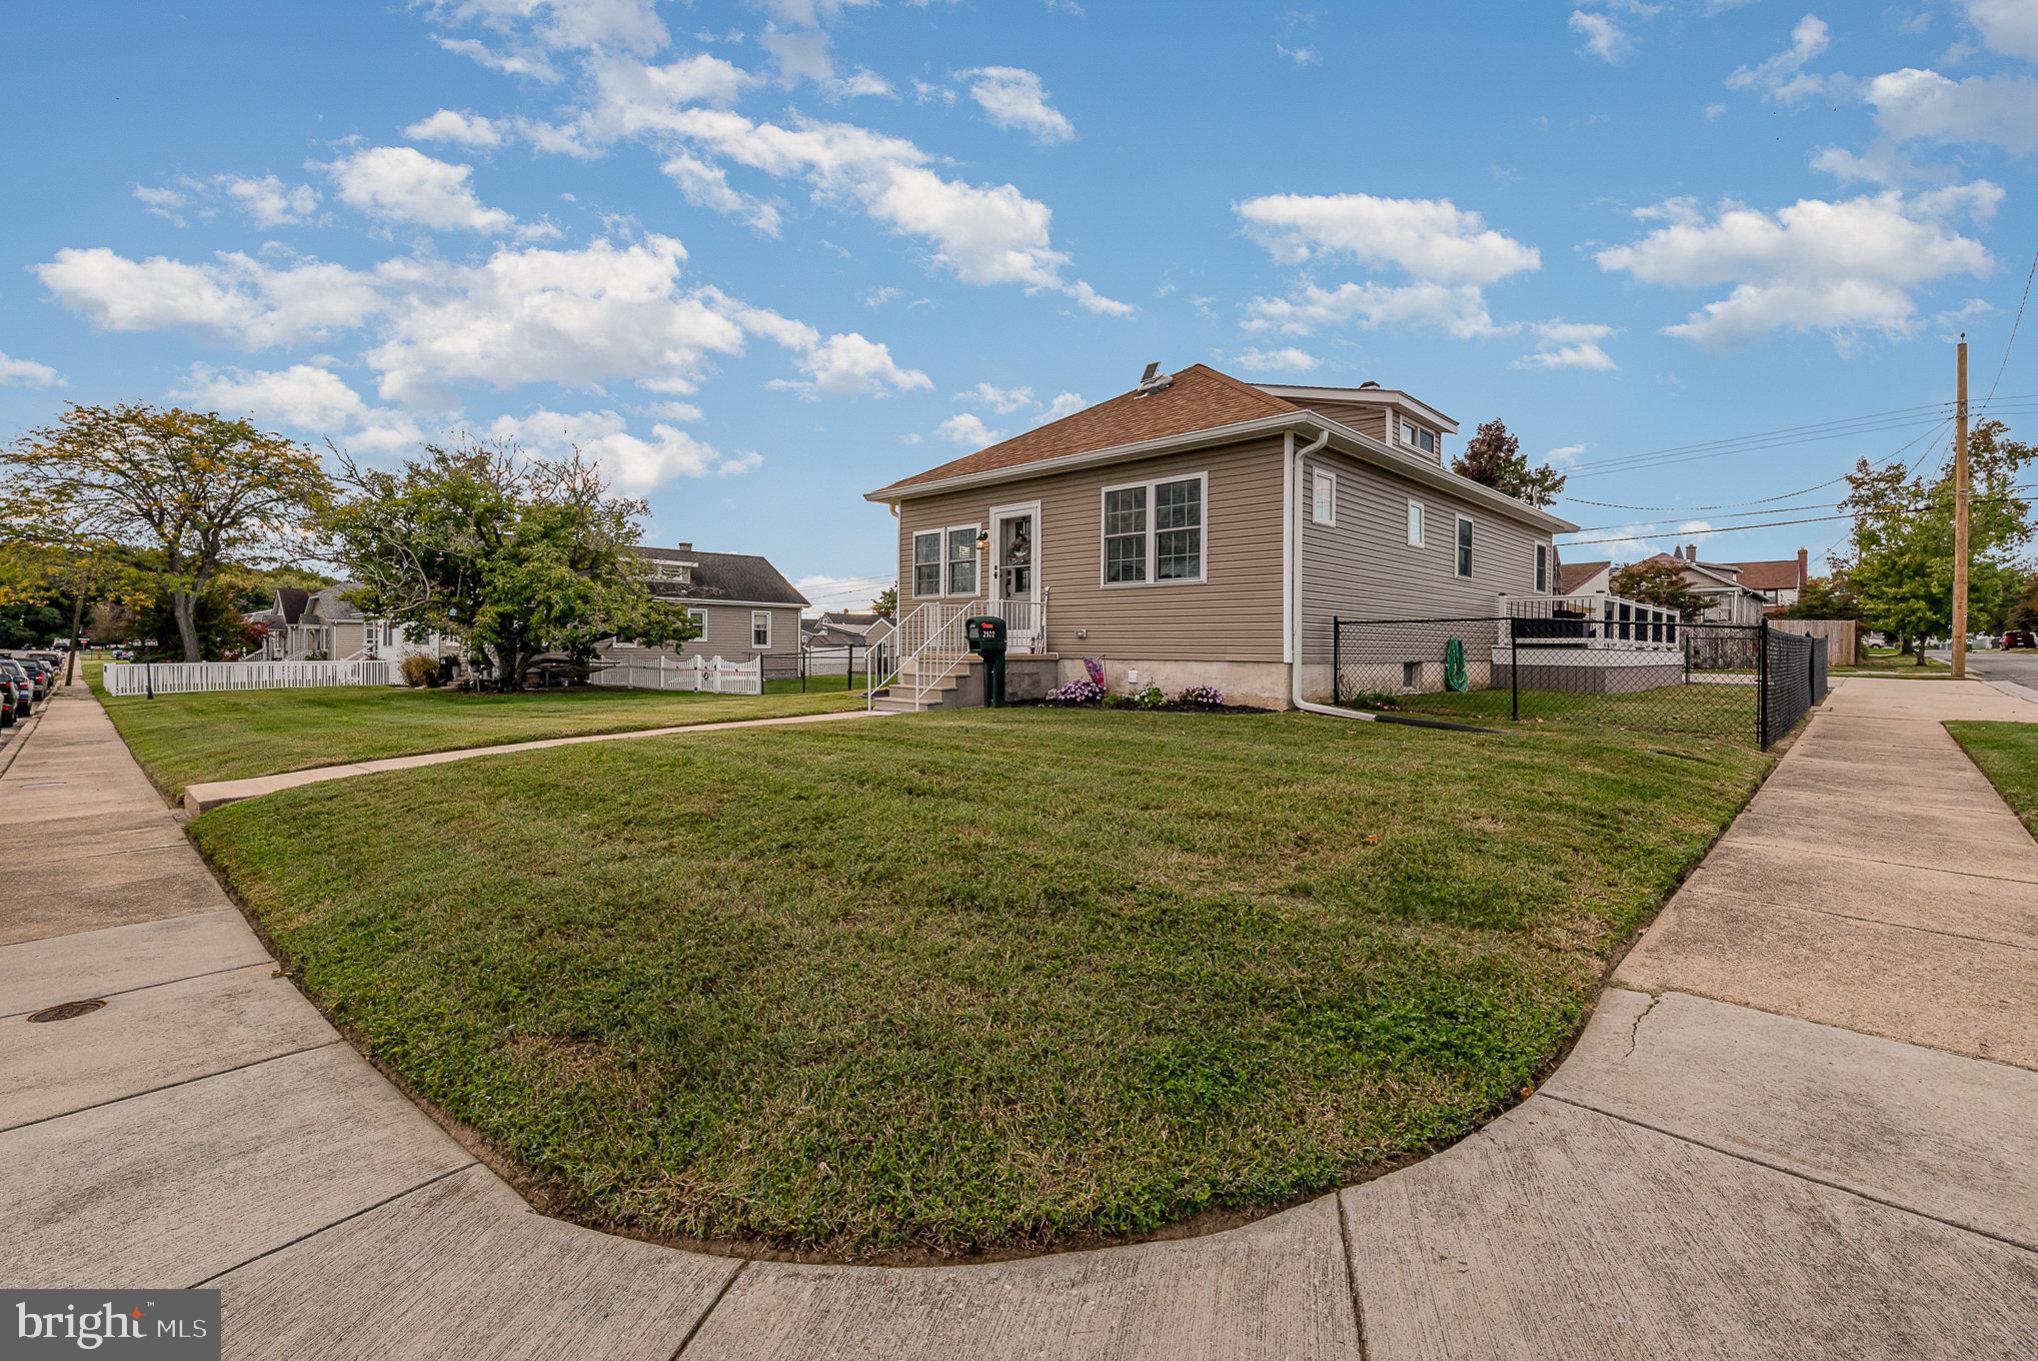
[27,999,106,1023]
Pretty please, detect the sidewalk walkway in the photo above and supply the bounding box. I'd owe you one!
[179,705,886,813]
[3,679,2035,1359]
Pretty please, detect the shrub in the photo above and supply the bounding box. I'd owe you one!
[400,654,438,688]
[1177,685,1225,708]
[1045,677,1103,705]
[1133,683,1166,710]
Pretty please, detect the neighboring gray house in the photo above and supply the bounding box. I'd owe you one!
[255,583,450,661]
[597,543,809,668]
[863,362,1579,709]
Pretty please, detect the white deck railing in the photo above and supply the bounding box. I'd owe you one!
[590,654,761,695]
[1498,592,1683,652]
[102,659,403,696]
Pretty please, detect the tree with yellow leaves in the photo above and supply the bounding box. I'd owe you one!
[2,404,329,662]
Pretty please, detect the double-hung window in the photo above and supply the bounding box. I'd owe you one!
[1311,467,1337,526]
[911,530,942,598]
[946,526,979,595]
[1455,515,1474,578]
[1535,543,1550,593]
[1103,472,1205,586]
[751,610,771,648]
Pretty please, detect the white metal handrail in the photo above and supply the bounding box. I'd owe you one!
[868,598,981,710]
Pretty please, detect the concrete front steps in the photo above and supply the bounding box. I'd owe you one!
[870,655,983,713]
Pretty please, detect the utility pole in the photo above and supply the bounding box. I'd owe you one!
[1951,337,1970,680]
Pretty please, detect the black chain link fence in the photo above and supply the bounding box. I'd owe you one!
[1332,614,1828,749]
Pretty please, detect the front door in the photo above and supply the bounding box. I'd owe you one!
[990,506,1040,650]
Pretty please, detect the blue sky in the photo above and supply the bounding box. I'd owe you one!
[4,1,2036,608]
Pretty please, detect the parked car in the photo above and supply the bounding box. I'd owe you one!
[2002,630,2037,650]
[4,656,51,701]
[0,662,33,721]
[0,675,17,728]
[112,647,135,661]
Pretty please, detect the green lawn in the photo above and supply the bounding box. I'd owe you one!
[190,707,1770,1259]
[1946,721,2038,837]
[95,676,863,797]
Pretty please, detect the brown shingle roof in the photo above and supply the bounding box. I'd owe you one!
[1558,559,1610,593]
[1726,557,1805,591]
[872,364,1298,497]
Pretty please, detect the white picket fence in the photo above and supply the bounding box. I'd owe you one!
[589,654,762,695]
[101,659,403,696]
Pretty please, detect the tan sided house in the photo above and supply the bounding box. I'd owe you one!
[864,363,1578,710]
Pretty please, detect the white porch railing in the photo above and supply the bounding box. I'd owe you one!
[590,653,761,695]
[102,659,402,696]
[869,599,980,711]
[1498,592,1683,652]
[988,588,1048,654]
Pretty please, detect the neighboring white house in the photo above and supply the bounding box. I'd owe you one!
[1629,547,1769,625]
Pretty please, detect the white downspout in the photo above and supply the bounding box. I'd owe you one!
[1289,425,1377,721]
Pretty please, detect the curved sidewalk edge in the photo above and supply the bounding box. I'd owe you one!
[180,706,889,815]
[1,680,2035,1360]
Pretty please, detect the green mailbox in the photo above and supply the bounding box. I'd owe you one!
[965,615,1008,707]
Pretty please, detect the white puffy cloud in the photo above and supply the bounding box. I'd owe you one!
[37,247,383,347]
[1596,186,1997,347]
[1514,321,1618,371]
[1245,280,1503,340]
[1569,10,1635,63]
[1963,0,2038,62]
[658,107,1128,312]
[0,352,62,388]
[583,53,761,139]
[1864,67,2038,155]
[938,412,1003,445]
[660,153,783,235]
[958,66,1075,144]
[172,362,421,452]
[485,407,755,490]
[132,174,319,229]
[1237,193,1540,285]
[404,108,506,148]
[322,146,517,234]
[1229,346,1322,374]
[363,235,745,404]
[1726,14,1830,103]
[1039,391,1085,421]
[954,381,1033,412]
[422,0,669,55]
[769,332,931,398]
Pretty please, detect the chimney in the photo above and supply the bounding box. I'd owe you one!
[675,541,693,554]
[1796,546,1808,586]
[1683,543,1697,561]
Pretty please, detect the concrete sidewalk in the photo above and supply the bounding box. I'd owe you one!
[3,678,2036,1359]
[180,704,887,814]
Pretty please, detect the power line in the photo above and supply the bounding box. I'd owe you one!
[1978,250,2037,420]
[1562,483,2036,547]
[1562,417,1958,513]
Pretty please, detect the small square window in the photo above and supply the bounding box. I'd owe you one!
[1418,429,1436,455]
[1401,420,1416,446]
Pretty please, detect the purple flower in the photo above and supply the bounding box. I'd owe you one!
[1083,656,1105,686]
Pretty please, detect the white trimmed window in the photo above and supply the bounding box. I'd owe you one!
[1400,419,1417,446]
[1536,543,1550,593]
[1102,472,1206,586]
[911,530,942,598]
[1406,499,1424,547]
[1455,515,1474,578]
[1418,429,1437,456]
[686,607,705,637]
[1311,467,1337,526]
[752,610,771,648]
[945,525,980,595]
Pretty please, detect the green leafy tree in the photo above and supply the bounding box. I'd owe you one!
[872,584,897,617]
[322,442,697,691]
[1780,573,1861,621]
[1842,419,2035,662]
[1611,559,1709,619]
[2007,573,2038,630]
[2,404,329,661]
[1451,418,1568,508]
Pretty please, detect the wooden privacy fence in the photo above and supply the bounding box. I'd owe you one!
[589,654,762,695]
[1768,618,1860,666]
[102,659,402,696]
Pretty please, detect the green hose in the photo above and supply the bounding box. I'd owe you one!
[1444,637,1469,692]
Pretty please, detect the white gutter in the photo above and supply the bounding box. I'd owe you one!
[1286,429,1375,721]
